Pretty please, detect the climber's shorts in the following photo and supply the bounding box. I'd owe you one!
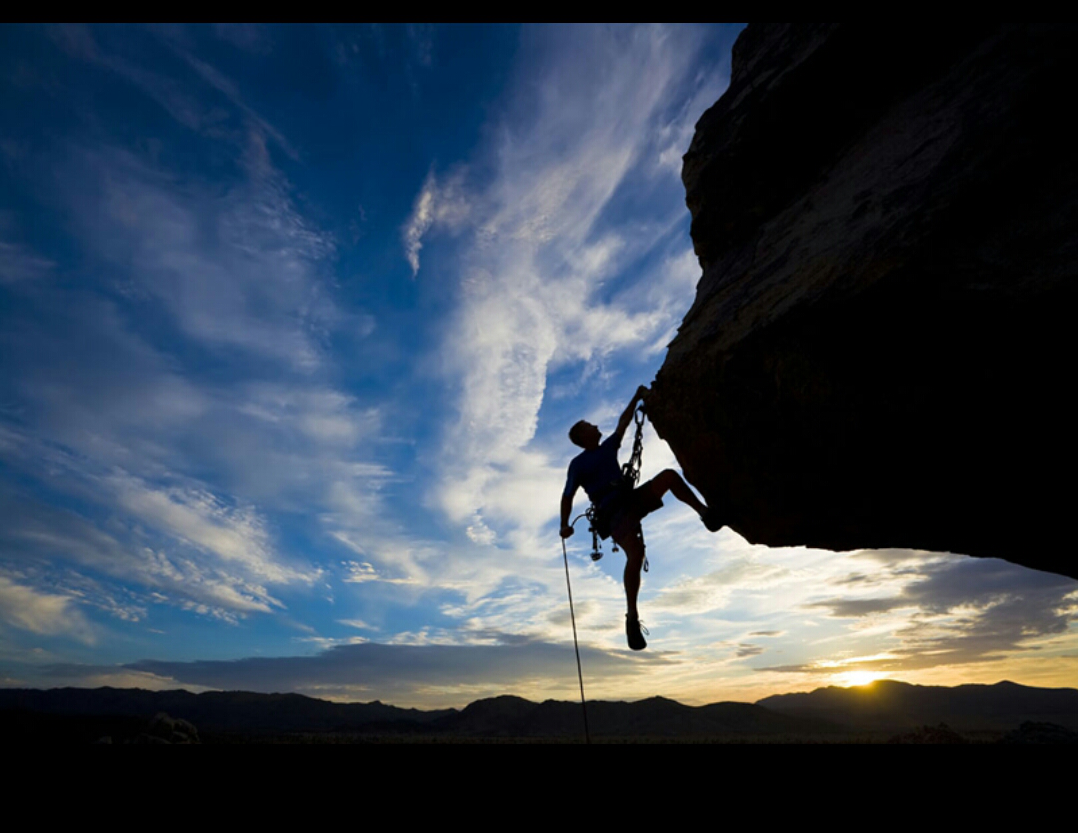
[595,479,665,543]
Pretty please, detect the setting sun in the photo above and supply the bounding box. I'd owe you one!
[834,671,885,688]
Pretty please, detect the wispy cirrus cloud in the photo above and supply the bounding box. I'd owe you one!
[0,483,309,621]
[109,475,310,588]
[60,140,335,370]
[0,28,396,636]
[402,167,470,276]
[49,24,296,158]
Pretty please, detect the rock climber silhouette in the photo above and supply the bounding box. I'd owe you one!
[560,385,723,650]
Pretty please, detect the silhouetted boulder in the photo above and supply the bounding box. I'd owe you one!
[888,723,967,744]
[142,712,200,744]
[650,23,1078,579]
[1000,721,1078,744]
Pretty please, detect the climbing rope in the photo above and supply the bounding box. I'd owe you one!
[561,528,590,745]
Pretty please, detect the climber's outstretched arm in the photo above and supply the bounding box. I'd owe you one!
[611,385,648,447]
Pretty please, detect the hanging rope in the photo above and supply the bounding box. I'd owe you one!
[561,532,590,744]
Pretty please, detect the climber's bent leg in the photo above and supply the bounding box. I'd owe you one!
[644,469,708,518]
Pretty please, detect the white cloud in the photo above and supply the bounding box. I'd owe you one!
[63,141,335,371]
[338,618,376,631]
[109,476,309,589]
[339,558,417,586]
[465,515,496,546]
[402,168,470,276]
[3,497,293,619]
[649,558,789,617]
[236,384,382,449]
[0,574,92,642]
[653,66,731,175]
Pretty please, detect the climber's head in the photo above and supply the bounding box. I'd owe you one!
[569,420,601,449]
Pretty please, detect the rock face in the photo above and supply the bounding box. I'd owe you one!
[650,23,1077,579]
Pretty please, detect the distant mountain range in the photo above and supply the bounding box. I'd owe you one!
[3,680,1076,742]
[758,679,1078,733]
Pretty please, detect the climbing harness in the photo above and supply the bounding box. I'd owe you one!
[588,404,648,572]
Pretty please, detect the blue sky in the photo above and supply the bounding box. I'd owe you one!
[2,24,1075,708]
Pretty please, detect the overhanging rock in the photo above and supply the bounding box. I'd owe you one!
[649,23,1077,579]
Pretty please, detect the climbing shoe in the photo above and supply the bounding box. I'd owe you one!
[702,506,724,533]
[626,615,649,651]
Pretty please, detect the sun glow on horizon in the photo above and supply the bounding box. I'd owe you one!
[833,670,886,688]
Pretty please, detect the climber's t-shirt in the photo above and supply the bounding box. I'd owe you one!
[563,435,624,507]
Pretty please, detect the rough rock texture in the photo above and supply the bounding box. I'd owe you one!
[650,23,1077,579]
